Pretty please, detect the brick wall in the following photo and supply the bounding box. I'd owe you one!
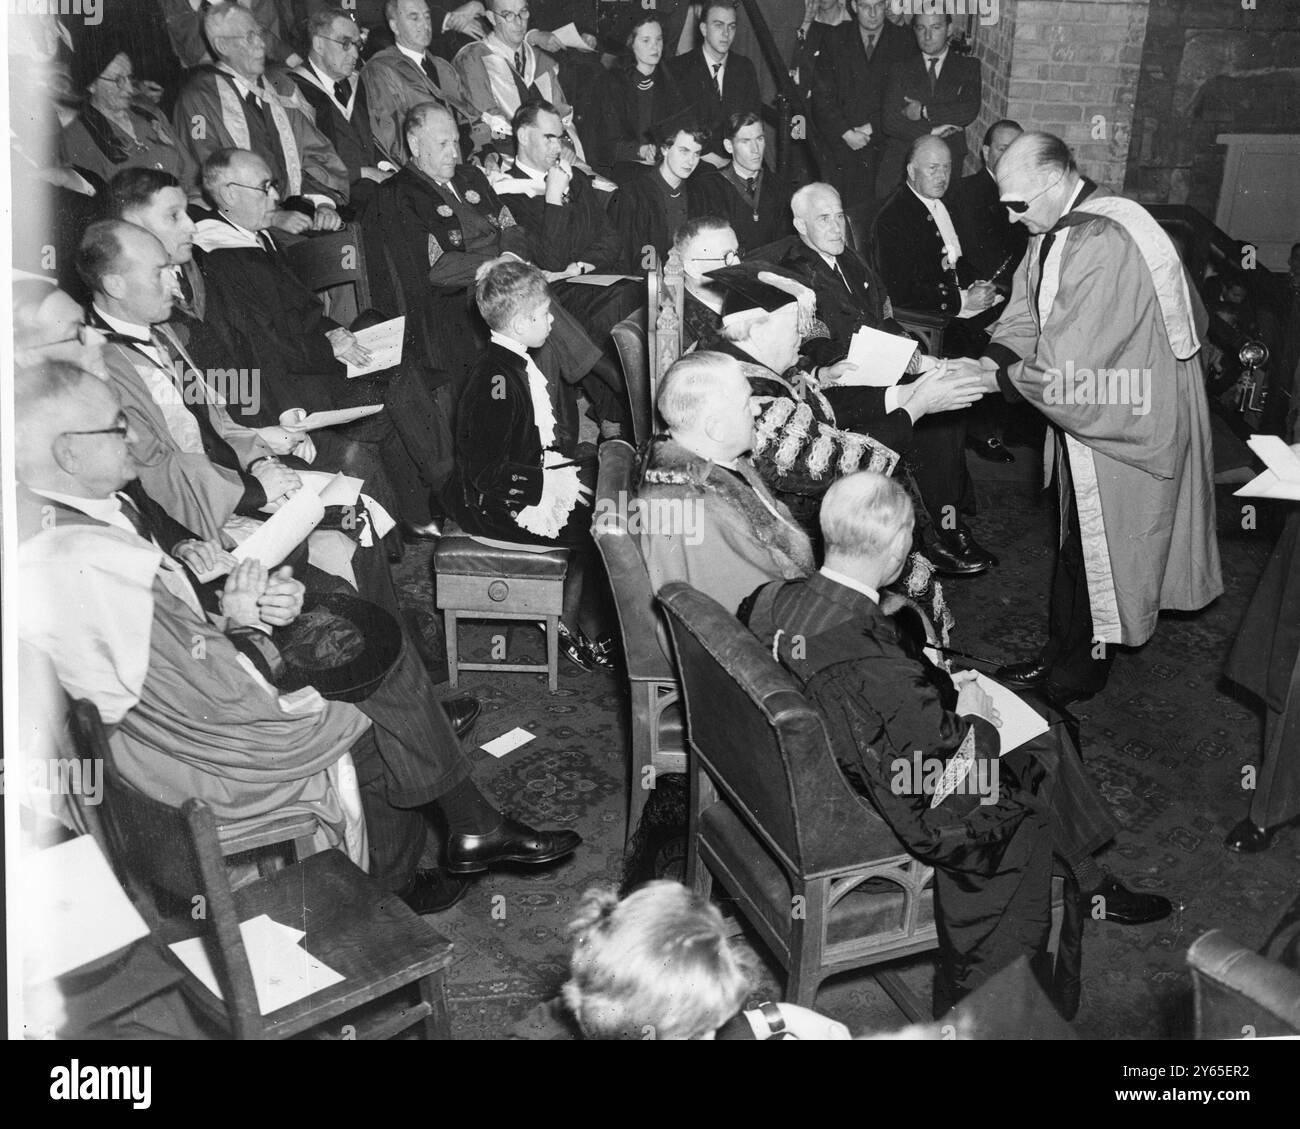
[1123,0,1300,213]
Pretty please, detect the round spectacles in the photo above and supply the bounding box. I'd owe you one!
[319,35,363,52]
[692,250,740,267]
[97,72,135,88]
[497,8,530,23]
[226,179,281,196]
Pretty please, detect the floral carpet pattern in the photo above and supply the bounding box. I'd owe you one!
[394,453,1297,1040]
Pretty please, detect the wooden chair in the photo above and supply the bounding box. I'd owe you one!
[657,582,939,1019]
[590,440,687,844]
[610,308,653,448]
[68,698,455,1040]
[283,223,372,327]
[1188,929,1300,1039]
[647,247,685,412]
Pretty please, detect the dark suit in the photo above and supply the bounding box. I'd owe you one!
[811,18,916,213]
[743,570,1115,1014]
[665,46,762,161]
[879,48,981,197]
[289,66,382,212]
[694,164,793,255]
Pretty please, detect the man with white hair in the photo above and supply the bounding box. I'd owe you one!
[950,132,1223,704]
[171,1,349,232]
[743,470,1173,1016]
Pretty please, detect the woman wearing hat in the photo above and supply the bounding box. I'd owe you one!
[60,44,181,194]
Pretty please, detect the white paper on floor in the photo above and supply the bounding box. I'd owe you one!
[480,727,535,758]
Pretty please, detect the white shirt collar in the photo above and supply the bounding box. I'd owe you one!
[30,488,138,538]
[490,330,531,359]
[819,566,879,605]
[514,158,548,185]
[702,43,728,69]
[216,63,260,97]
[490,331,556,448]
[94,306,153,343]
[817,249,841,271]
[908,183,943,214]
[923,47,949,72]
[310,58,350,95]
[397,42,426,67]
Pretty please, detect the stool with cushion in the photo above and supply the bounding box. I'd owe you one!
[434,523,570,692]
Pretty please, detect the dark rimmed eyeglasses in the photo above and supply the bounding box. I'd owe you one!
[319,34,364,52]
[1001,173,1063,214]
[692,250,741,266]
[227,179,280,196]
[62,412,130,440]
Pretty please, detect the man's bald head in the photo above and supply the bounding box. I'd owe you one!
[820,471,913,561]
[405,102,460,178]
[202,148,280,229]
[791,181,847,257]
[14,361,134,498]
[995,132,1080,234]
[657,351,756,463]
[77,220,176,326]
[906,136,952,200]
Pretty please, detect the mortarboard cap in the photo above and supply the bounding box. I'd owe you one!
[706,260,819,333]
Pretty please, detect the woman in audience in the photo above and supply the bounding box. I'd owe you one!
[608,115,709,274]
[60,44,181,192]
[591,14,684,184]
[563,881,850,1040]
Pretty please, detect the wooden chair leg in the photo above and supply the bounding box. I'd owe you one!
[545,614,559,692]
[292,833,317,862]
[418,971,451,1040]
[785,883,826,1008]
[444,610,459,689]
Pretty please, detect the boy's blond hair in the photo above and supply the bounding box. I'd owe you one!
[474,256,548,332]
[562,881,753,1040]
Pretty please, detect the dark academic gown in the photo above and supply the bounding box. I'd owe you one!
[590,60,684,181]
[743,572,1098,1016]
[444,341,588,548]
[289,67,382,215]
[693,164,794,255]
[608,168,708,273]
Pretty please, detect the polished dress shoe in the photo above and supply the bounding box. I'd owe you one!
[926,540,990,576]
[996,657,1053,689]
[398,868,471,914]
[580,632,617,670]
[1082,876,1173,926]
[950,525,999,568]
[399,518,442,543]
[556,623,596,672]
[445,815,583,874]
[441,695,482,739]
[969,437,1016,463]
[1223,817,1277,854]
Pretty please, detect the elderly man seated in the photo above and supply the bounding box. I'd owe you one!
[171,1,349,233]
[15,362,582,913]
[741,471,1173,1015]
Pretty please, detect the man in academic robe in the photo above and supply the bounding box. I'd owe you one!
[289,7,394,214]
[692,110,793,255]
[171,2,350,233]
[949,118,1029,464]
[361,0,498,166]
[162,0,300,70]
[664,1,761,168]
[878,12,980,199]
[15,361,582,912]
[810,0,916,229]
[950,132,1224,703]
[455,0,587,159]
[497,100,638,433]
[741,471,1173,1015]
[362,103,602,485]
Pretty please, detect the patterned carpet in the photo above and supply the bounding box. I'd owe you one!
[393,446,1298,1040]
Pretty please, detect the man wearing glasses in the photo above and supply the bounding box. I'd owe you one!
[172,2,349,235]
[290,8,396,212]
[362,0,499,166]
[950,131,1223,705]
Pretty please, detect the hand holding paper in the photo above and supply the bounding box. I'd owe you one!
[1235,435,1300,501]
[841,325,920,387]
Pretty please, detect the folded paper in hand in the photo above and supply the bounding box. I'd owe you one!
[553,22,593,51]
[841,325,917,387]
[346,315,405,378]
[231,472,359,567]
[1235,435,1300,501]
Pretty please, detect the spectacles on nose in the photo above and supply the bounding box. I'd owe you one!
[97,72,134,88]
[227,179,280,196]
[218,30,267,46]
[319,35,363,52]
[497,8,530,22]
[1001,174,1063,214]
[693,250,740,266]
[62,412,130,440]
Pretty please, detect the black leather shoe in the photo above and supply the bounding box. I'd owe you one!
[556,623,596,672]
[969,437,1015,463]
[1223,817,1276,854]
[996,657,1053,689]
[441,695,482,739]
[398,868,471,914]
[1045,680,1097,707]
[926,540,990,576]
[399,518,442,543]
[579,631,617,670]
[445,815,583,874]
[1081,876,1173,926]
[951,525,999,568]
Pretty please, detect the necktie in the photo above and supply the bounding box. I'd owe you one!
[173,264,195,309]
[116,492,151,541]
[514,49,526,75]
[864,34,875,60]
[420,54,439,84]
[257,229,276,253]
[745,175,757,197]
[243,85,261,114]
[927,57,938,96]
[711,61,723,96]
[333,77,351,105]
[834,258,852,294]
[150,327,244,473]
[438,179,462,203]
